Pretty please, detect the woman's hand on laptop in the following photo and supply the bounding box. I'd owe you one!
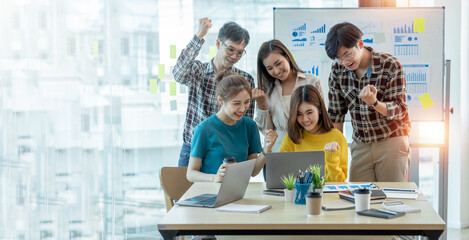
[264,129,278,153]
[213,163,228,182]
[324,141,340,152]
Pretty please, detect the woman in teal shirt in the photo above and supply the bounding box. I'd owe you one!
[187,72,278,182]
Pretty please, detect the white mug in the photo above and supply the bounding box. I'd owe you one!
[354,188,371,212]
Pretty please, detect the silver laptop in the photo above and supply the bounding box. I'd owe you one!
[175,159,256,208]
[265,151,325,189]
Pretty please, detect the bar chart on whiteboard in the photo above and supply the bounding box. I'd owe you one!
[403,64,430,107]
[392,20,421,59]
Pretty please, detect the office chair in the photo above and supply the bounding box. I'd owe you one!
[159,166,193,212]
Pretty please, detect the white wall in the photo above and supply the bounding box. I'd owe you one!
[435,0,469,229]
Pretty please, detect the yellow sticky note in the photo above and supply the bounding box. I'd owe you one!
[170,45,177,59]
[292,54,296,61]
[413,18,425,33]
[158,64,165,79]
[374,32,386,44]
[419,93,434,109]
[209,46,216,59]
[170,82,177,96]
[150,79,157,94]
[93,41,99,58]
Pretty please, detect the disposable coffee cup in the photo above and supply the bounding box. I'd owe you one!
[354,188,371,212]
[223,157,237,164]
[306,191,322,216]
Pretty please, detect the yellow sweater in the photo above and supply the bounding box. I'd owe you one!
[280,128,348,182]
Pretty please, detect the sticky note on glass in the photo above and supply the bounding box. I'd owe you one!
[158,64,165,79]
[159,82,166,92]
[320,51,330,62]
[150,79,157,94]
[413,18,425,32]
[93,41,99,57]
[374,32,386,44]
[170,45,177,59]
[419,93,434,109]
[170,100,177,111]
[170,82,177,96]
[180,85,186,94]
[209,46,216,59]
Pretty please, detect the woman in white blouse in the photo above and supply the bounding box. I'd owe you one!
[253,39,325,152]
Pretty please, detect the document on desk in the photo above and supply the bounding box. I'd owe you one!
[323,183,378,192]
[216,203,271,214]
[382,188,420,199]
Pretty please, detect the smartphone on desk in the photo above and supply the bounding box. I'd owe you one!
[357,208,405,219]
[262,189,284,196]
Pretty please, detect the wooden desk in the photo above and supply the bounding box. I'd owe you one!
[158,182,445,240]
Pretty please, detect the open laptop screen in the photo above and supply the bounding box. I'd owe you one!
[265,151,325,189]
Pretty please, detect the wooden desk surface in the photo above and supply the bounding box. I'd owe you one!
[158,182,445,232]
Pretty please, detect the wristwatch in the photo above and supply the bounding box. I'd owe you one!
[370,100,379,107]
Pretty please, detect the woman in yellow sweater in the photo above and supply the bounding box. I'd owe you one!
[280,85,348,182]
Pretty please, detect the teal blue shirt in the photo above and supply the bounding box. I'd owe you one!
[191,115,262,174]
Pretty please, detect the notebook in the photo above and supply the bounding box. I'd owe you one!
[382,188,420,199]
[338,189,387,204]
[265,151,325,189]
[216,203,271,214]
[175,159,256,208]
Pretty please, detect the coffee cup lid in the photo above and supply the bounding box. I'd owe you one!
[354,188,370,194]
[306,191,322,198]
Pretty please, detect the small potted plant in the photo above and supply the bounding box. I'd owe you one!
[280,174,295,202]
[309,164,330,194]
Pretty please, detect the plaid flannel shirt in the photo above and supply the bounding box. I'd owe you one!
[173,35,255,144]
[328,47,411,143]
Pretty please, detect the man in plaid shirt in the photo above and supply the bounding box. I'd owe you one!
[325,22,411,182]
[173,18,255,167]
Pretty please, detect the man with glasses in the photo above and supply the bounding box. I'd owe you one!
[173,18,254,167]
[325,22,411,182]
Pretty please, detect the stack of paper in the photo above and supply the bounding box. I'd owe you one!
[216,204,271,214]
[382,188,420,199]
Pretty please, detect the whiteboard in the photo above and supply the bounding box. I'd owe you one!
[274,7,445,121]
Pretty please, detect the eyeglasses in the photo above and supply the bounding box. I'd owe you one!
[221,40,246,57]
[335,47,356,63]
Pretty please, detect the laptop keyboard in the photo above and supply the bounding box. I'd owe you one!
[195,197,217,206]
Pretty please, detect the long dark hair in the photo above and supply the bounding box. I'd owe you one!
[257,39,302,97]
[287,85,334,144]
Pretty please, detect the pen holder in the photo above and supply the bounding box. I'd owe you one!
[294,183,311,205]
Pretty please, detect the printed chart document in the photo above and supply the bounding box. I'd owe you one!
[216,204,271,214]
[382,188,420,199]
[323,183,378,192]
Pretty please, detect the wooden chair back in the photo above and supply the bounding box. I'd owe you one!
[159,166,193,212]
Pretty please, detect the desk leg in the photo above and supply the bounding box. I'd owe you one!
[159,230,178,240]
[423,230,444,240]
